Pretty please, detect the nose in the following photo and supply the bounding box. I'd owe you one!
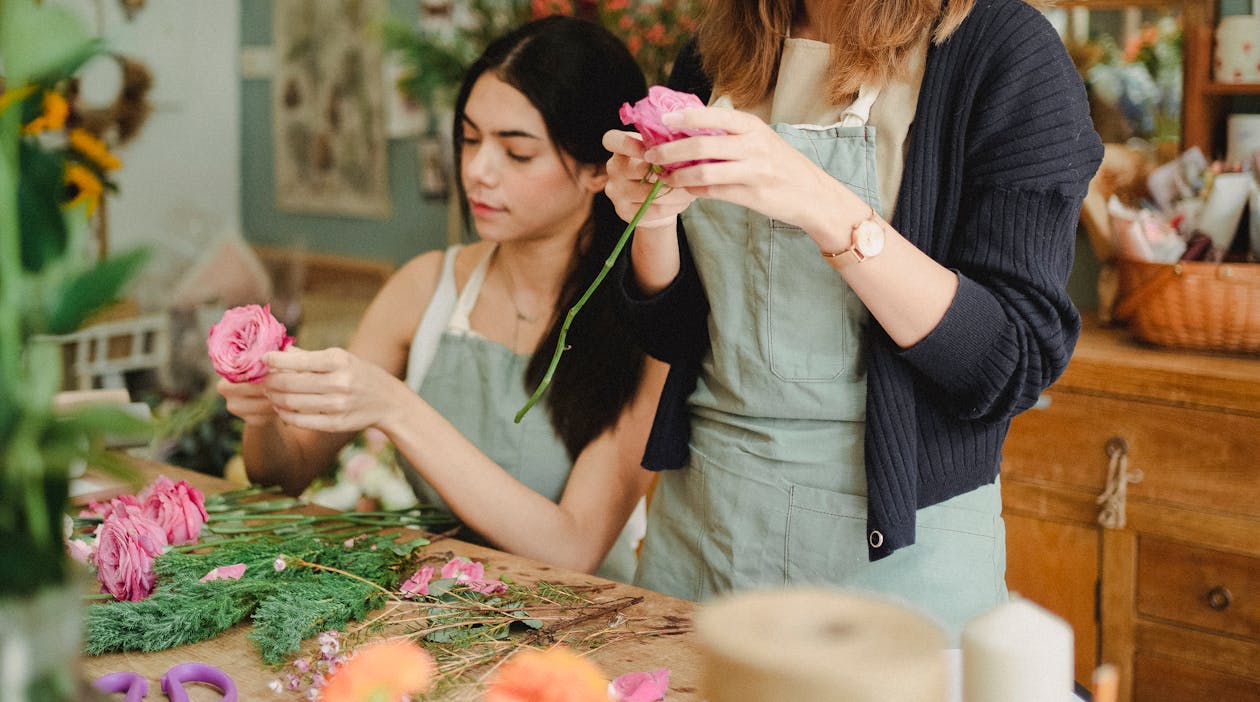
[462,143,499,187]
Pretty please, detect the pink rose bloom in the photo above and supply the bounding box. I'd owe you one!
[440,557,485,583]
[94,502,168,601]
[200,563,248,582]
[80,493,141,521]
[400,565,435,598]
[139,475,208,546]
[609,668,670,702]
[66,537,95,565]
[619,86,724,173]
[206,303,294,383]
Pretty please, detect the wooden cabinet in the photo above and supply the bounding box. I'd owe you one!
[1181,1,1260,159]
[1001,320,1260,701]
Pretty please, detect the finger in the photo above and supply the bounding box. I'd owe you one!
[660,105,759,134]
[267,389,345,416]
[602,129,646,157]
[264,347,344,373]
[224,397,274,419]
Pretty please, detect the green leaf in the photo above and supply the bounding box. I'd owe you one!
[17,139,67,273]
[0,0,104,85]
[46,248,149,333]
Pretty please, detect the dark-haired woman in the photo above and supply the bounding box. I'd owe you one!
[219,16,663,581]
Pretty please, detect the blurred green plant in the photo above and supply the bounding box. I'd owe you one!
[1,0,151,600]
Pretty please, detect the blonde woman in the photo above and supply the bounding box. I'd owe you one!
[603,0,1102,635]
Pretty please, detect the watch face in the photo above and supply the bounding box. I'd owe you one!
[855,219,884,258]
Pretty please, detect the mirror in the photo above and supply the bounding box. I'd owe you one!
[1042,3,1184,160]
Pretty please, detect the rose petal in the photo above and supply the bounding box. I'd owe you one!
[609,668,670,702]
[200,563,248,582]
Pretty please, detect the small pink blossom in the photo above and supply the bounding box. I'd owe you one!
[400,565,435,598]
[471,578,509,596]
[199,563,247,582]
[440,556,485,583]
[206,303,294,383]
[619,86,724,173]
[610,668,670,702]
[318,631,341,658]
[268,679,284,694]
[139,475,208,546]
[273,557,287,572]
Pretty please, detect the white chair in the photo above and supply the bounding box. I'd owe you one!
[41,313,171,392]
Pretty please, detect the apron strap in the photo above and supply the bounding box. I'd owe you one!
[839,84,881,127]
[404,243,494,391]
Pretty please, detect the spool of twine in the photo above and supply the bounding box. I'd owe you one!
[694,588,947,702]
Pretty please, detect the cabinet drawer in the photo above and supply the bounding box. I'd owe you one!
[1133,653,1260,702]
[1003,390,1260,518]
[1136,536,1260,642]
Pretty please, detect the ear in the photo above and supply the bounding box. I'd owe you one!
[577,162,609,194]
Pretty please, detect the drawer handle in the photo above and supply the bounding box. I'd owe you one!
[1206,586,1233,611]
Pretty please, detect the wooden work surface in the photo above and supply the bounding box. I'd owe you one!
[79,460,705,701]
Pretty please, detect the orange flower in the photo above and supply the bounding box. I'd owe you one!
[20,89,68,135]
[484,647,608,702]
[64,163,103,216]
[319,639,436,702]
[69,128,122,171]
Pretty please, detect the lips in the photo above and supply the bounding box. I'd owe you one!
[468,198,505,216]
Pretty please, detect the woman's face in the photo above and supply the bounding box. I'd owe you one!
[460,74,604,245]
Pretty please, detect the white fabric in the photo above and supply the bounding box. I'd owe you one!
[403,244,496,391]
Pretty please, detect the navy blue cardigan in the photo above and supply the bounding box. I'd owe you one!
[616,0,1103,560]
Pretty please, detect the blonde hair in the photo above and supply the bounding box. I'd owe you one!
[697,0,978,107]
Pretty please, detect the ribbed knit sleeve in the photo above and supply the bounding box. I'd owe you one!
[893,0,1102,422]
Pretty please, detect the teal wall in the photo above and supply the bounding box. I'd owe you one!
[239,0,451,266]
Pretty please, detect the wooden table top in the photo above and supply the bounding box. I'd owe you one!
[79,459,704,701]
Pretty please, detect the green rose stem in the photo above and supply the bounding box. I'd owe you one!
[515,176,667,423]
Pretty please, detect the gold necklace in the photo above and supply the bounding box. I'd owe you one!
[499,255,537,324]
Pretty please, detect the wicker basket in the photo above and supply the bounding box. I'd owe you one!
[1112,260,1260,353]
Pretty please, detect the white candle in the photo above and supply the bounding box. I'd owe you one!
[961,597,1074,702]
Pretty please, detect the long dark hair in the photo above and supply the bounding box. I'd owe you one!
[452,16,649,460]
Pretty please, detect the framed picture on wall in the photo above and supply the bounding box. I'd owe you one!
[273,0,392,219]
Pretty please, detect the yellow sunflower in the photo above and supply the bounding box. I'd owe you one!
[20,89,69,136]
[65,162,103,216]
[69,128,122,171]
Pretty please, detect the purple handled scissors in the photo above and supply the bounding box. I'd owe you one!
[93,663,237,702]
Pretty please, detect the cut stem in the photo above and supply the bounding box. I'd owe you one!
[515,177,667,423]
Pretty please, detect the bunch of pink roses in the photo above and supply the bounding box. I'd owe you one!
[69,475,208,601]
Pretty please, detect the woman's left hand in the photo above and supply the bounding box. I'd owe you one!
[644,106,847,232]
[259,347,408,434]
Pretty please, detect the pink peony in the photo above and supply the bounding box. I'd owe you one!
[609,668,670,702]
[206,303,294,383]
[139,475,208,546]
[400,565,435,598]
[619,86,724,173]
[94,500,168,601]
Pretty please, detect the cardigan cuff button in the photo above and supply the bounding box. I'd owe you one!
[868,530,884,548]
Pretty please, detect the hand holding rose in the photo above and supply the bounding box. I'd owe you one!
[206,304,294,383]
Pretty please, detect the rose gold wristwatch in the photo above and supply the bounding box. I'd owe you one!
[822,207,884,267]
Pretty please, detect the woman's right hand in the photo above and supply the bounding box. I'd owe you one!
[217,377,277,426]
[603,129,697,232]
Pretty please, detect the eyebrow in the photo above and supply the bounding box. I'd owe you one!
[461,115,540,141]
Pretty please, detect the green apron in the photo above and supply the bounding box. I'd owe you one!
[634,111,1007,640]
[403,245,640,583]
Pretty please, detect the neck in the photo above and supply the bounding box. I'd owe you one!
[495,237,570,318]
